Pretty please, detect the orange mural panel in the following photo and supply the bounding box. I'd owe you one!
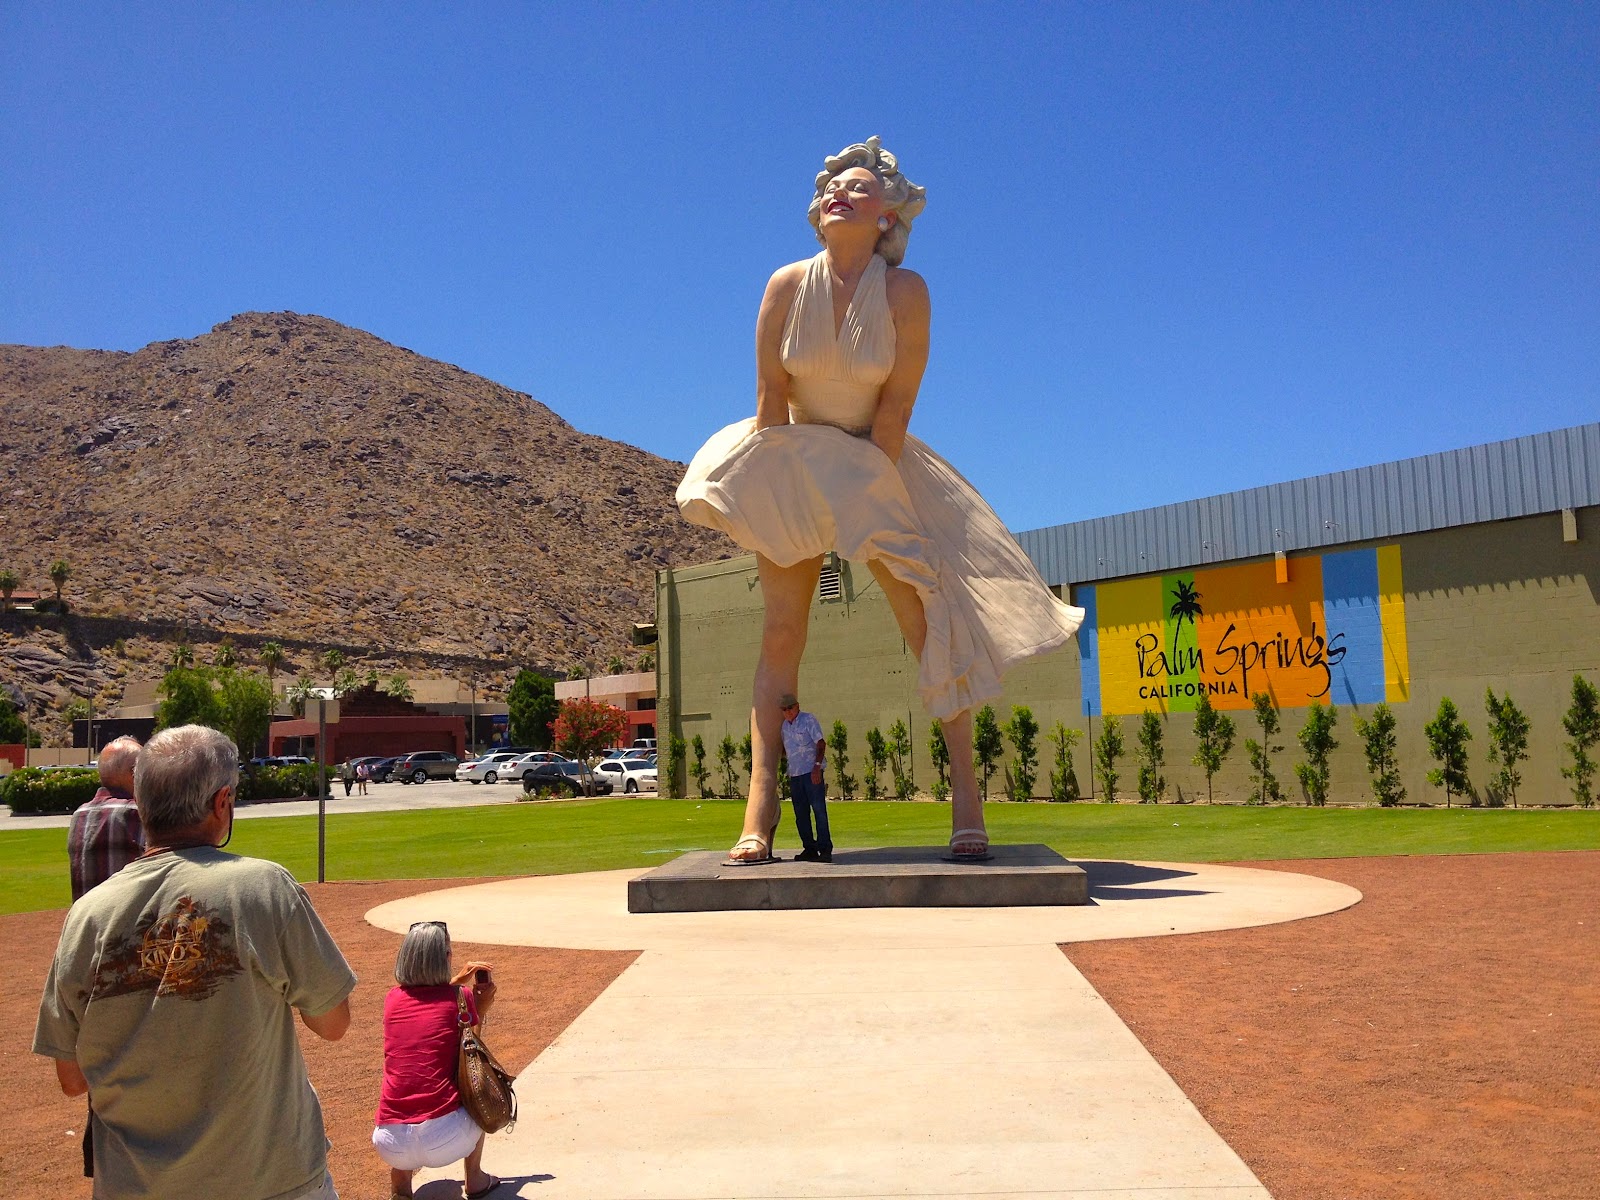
[1192,558,1327,709]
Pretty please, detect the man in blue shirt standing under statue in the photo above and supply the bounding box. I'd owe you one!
[779,692,831,863]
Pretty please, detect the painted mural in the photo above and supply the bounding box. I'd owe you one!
[1078,546,1409,715]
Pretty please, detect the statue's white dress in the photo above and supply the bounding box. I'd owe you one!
[677,251,1084,720]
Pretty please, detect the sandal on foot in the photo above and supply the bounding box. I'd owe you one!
[466,1177,503,1199]
[724,831,778,866]
[945,828,993,863]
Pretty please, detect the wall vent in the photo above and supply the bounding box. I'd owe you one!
[818,566,843,602]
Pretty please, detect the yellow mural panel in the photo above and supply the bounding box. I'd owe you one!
[1095,575,1166,715]
[1377,544,1410,702]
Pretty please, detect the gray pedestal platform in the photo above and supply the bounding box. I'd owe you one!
[627,844,1088,913]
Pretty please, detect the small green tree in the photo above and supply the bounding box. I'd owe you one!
[690,734,711,798]
[739,732,753,786]
[48,559,70,604]
[1354,702,1405,807]
[156,665,223,731]
[927,720,951,801]
[321,648,346,672]
[1093,715,1124,802]
[637,650,656,671]
[1135,710,1166,803]
[828,720,856,801]
[972,704,1003,801]
[663,733,687,798]
[606,654,627,675]
[1047,721,1082,801]
[1424,697,1472,807]
[1190,693,1235,804]
[0,692,40,746]
[716,734,739,798]
[169,641,196,670]
[0,568,18,611]
[1561,674,1600,808]
[332,666,361,697]
[213,638,238,669]
[507,669,558,750]
[863,726,887,801]
[1484,688,1531,808]
[1294,702,1339,806]
[1003,706,1040,801]
[1245,692,1284,804]
[216,669,275,758]
[886,718,914,800]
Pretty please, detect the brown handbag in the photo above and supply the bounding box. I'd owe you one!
[456,988,518,1134]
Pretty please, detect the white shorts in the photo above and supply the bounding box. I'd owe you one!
[372,1105,482,1171]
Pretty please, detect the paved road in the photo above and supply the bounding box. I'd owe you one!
[0,778,567,831]
[370,864,1361,1199]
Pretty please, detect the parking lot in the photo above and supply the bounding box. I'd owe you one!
[0,776,632,831]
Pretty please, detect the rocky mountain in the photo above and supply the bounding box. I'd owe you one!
[0,311,732,731]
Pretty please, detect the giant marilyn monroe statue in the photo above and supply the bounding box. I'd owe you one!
[678,137,1084,863]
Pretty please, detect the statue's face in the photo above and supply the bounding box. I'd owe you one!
[820,166,893,233]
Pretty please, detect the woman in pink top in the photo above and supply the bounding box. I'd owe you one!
[373,920,501,1199]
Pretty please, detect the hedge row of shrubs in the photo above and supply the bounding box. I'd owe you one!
[1,767,100,815]
[1,764,336,815]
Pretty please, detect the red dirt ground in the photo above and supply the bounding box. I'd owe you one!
[4,854,1597,1199]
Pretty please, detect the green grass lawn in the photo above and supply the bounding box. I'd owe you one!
[4,797,1596,916]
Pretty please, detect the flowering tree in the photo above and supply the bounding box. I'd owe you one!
[552,697,628,761]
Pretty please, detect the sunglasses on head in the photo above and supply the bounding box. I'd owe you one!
[410,920,448,933]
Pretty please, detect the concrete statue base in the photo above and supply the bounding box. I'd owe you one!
[626,843,1089,913]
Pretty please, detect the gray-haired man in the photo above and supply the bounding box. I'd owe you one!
[780,692,831,862]
[34,725,357,1200]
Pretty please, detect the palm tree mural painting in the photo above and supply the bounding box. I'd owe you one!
[1170,579,1203,631]
[1167,577,1205,683]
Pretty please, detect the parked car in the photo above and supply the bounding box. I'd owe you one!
[493,750,568,781]
[250,755,312,768]
[393,751,461,784]
[520,759,612,796]
[595,756,658,794]
[363,756,401,784]
[630,737,657,752]
[455,751,524,785]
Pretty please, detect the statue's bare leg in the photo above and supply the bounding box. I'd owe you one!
[730,552,823,861]
[866,561,987,853]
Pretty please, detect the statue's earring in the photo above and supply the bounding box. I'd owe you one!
[876,216,890,232]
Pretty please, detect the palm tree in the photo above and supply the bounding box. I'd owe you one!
[214,638,237,669]
[0,569,17,612]
[1169,578,1203,631]
[169,641,196,669]
[321,648,346,673]
[48,559,70,604]
[258,641,284,684]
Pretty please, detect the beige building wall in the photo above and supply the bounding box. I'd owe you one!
[659,507,1599,806]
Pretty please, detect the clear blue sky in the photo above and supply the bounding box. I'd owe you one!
[3,2,1595,532]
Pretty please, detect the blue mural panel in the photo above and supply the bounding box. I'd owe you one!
[1077,585,1100,716]
[1320,548,1384,705]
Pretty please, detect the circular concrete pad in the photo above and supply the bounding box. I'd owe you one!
[367,859,1360,950]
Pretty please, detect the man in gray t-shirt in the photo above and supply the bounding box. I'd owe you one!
[34,726,356,1200]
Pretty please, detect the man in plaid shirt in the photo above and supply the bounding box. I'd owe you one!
[68,736,145,900]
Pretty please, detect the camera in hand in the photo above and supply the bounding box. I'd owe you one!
[474,968,489,986]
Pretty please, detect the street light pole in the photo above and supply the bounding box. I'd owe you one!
[316,696,327,884]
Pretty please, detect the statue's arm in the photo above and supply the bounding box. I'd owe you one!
[872,268,931,463]
[755,264,804,429]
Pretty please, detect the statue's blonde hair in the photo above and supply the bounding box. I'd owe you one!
[807,136,927,267]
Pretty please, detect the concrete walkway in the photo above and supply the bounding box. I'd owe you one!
[367,861,1359,1199]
